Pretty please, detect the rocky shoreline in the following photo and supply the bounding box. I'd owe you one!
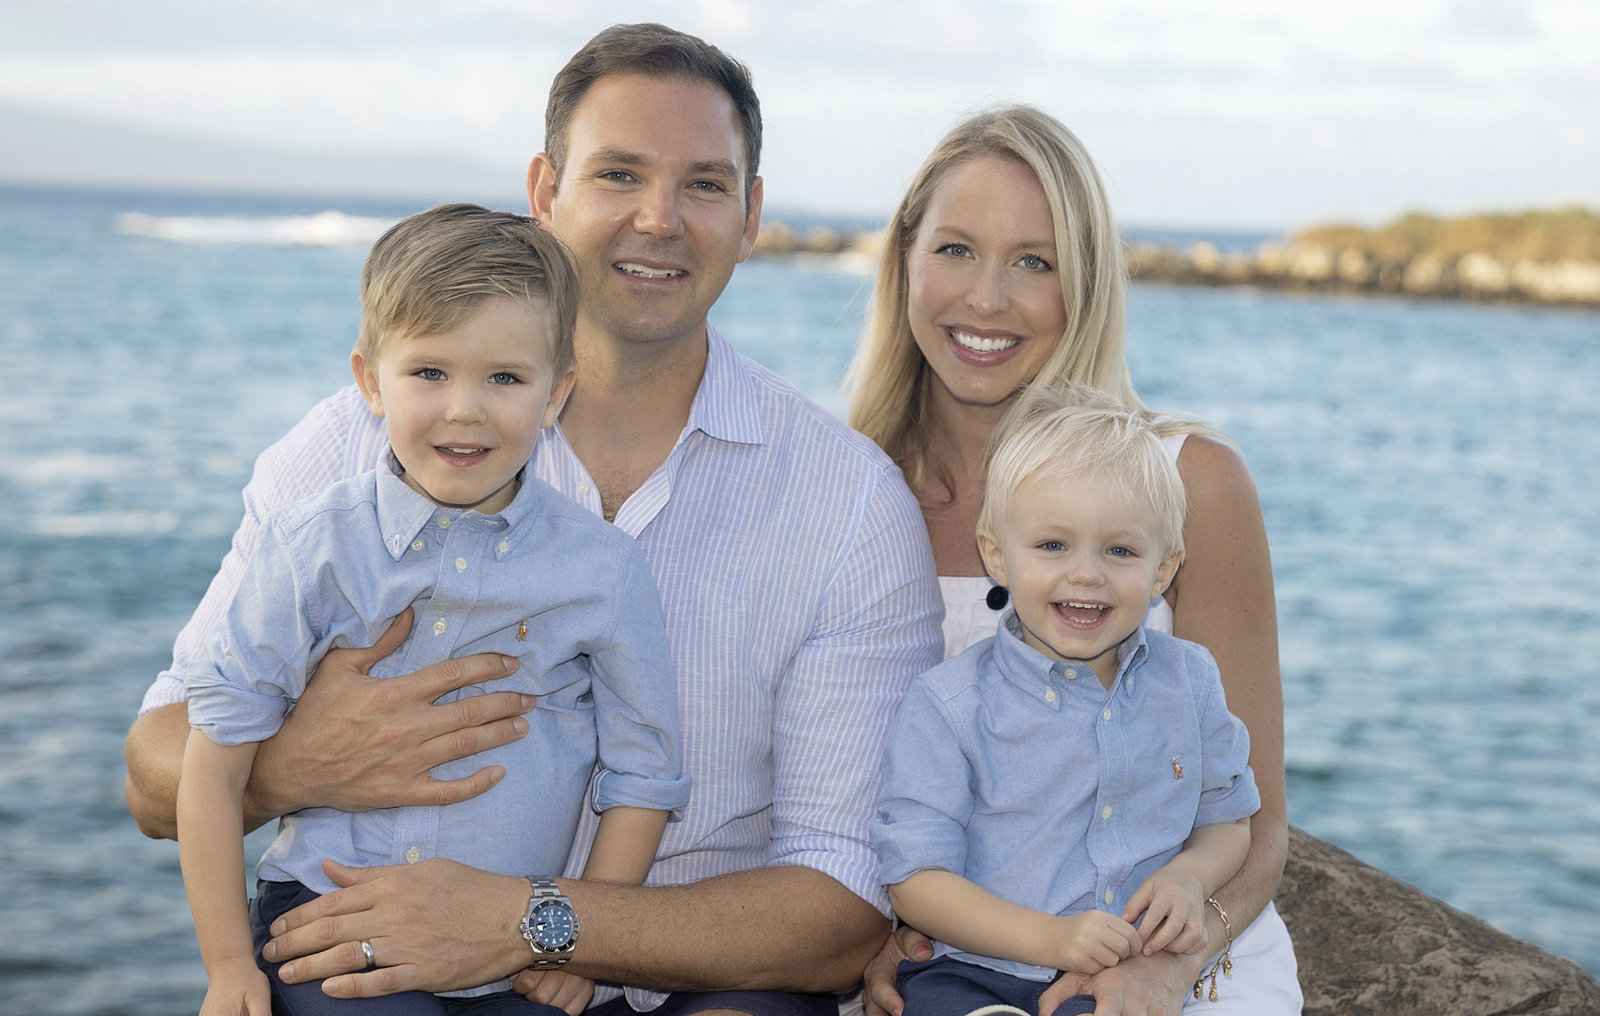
[756,207,1600,308]
[1280,826,1599,1015]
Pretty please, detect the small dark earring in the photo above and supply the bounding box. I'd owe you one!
[985,586,1009,611]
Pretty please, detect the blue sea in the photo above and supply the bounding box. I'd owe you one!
[1,184,1597,1014]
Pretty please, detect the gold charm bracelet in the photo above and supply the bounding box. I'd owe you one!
[1193,896,1234,1002]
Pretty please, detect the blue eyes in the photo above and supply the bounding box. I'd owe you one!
[931,243,1053,272]
[411,368,521,385]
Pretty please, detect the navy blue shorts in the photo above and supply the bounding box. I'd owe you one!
[896,956,1095,1016]
[251,880,564,1016]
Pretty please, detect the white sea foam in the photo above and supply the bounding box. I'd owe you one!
[113,209,395,247]
[33,509,182,537]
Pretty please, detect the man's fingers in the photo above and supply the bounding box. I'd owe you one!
[412,652,521,700]
[420,765,507,808]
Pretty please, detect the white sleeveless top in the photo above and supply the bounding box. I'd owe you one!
[938,432,1186,658]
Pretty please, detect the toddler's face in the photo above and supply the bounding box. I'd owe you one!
[979,473,1181,686]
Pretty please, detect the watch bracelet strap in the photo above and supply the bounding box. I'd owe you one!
[522,876,573,967]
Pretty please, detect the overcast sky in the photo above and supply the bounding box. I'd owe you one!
[2,0,1596,230]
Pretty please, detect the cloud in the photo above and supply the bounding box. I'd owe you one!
[2,0,1597,228]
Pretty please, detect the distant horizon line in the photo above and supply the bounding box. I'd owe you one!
[0,177,1290,242]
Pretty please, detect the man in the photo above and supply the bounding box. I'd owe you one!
[123,23,942,1016]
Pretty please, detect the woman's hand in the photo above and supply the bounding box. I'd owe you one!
[862,925,934,1016]
[1037,949,1200,1016]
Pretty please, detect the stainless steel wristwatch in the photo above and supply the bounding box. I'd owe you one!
[519,877,578,967]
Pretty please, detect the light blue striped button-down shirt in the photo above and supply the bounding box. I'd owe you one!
[148,327,944,1006]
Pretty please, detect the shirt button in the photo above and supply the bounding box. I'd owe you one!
[411,538,424,551]
[1045,688,1058,704]
[455,557,468,571]
[437,517,452,529]
[405,847,421,863]
[498,540,509,554]
[1104,889,1115,905]
[1102,708,1112,721]
[432,619,447,635]
[1102,805,1113,820]
[1063,668,1078,681]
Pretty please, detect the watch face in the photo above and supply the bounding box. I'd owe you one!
[532,900,576,950]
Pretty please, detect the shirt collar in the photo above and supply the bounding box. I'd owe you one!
[992,608,1151,690]
[375,447,533,560]
[686,325,766,447]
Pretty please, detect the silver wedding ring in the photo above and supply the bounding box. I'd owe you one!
[360,940,376,969]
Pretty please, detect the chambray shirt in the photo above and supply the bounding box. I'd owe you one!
[873,612,1259,983]
[151,327,944,1009]
[185,460,689,897]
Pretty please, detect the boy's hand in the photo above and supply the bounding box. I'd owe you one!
[1124,868,1209,956]
[199,959,271,1016]
[1052,910,1141,973]
[511,967,595,1015]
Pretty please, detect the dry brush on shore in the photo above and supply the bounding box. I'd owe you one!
[1129,207,1600,307]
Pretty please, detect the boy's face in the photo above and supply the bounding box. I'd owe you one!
[352,296,576,515]
[978,472,1182,687]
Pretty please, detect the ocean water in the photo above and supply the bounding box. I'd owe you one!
[1,185,1596,1014]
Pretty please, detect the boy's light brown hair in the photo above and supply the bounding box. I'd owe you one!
[357,203,578,370]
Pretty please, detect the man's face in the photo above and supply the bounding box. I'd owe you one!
[533,73,762,354]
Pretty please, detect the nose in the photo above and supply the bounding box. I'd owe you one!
[443,382,487,424]
[633,182,685,239]
[1066,550,1105,587]
[964,261,1010,316]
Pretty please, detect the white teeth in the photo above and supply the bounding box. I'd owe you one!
[616,262,684,279]
[1064,601,1107,611]
[950,329,1019,354]
[442,447,486,455]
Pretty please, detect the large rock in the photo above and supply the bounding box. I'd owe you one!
[1279,826,1600,1015]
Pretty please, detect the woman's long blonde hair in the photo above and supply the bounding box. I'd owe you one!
[846,105,1204,501]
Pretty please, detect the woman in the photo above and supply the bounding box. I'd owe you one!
[847,106,1300,1015]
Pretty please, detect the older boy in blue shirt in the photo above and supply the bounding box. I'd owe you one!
[873,388,1260,1016]
[179,204,688,1016]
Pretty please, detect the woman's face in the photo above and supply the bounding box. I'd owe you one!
[907,156,1068,420]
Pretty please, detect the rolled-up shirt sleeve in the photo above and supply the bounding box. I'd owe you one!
[872,673,975,889]
[589,545,692,818]
[184,516,317,746]
[1190,645,1260,827]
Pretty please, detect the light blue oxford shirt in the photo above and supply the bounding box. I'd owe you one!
[185,457,690,896]
[873,611,1260,983]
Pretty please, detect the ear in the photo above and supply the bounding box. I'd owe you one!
[736,175,764,264]
[977,528,1009,587]
[1153,549,1184,599]
[542,366,578,428]
[527,153,558,225]
[351,350,385,418]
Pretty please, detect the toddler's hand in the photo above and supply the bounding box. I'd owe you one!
[1052,909,1141,973]
[1124,868,1209,956]
[512,966,595,1016]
